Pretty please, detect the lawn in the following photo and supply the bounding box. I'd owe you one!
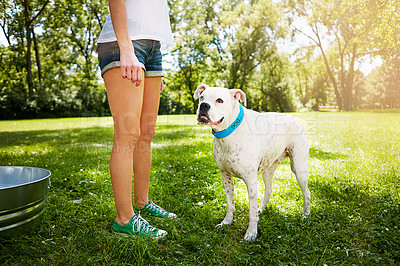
[0,111,399,264]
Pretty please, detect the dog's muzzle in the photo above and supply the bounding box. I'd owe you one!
[197,102,224,126]
[198,103,211,124]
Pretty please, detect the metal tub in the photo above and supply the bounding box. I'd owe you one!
[0,166,51,237]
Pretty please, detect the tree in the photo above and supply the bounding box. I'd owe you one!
[294,54,331,110]
[288,0,400,111]
[0,1,13,46]
[0,0,109,119]
[166,0,221,112]
[22,0,50,96]
[218,0,284,91]
[364,0,400,59]
[362,58,400,109]
[251,52,295,112]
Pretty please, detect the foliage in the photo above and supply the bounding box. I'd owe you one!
[293,54,334,110]
[218,0,284,90]
[250,52,295,112]
[0,0,399,118]
[0,112,399,264]
[362,0,400,59]
[287,0,400,111]
[0,0,108,119]
[165,0,292,113]
[361,58,400,109]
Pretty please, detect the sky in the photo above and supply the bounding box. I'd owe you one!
[0,30,7,46]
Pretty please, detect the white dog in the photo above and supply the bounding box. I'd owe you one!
[194,84,311,241]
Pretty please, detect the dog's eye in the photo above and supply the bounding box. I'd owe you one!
[216,98,224,104]
[199,96,204,101]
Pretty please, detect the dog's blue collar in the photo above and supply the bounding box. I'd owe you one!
[212,104,244,139]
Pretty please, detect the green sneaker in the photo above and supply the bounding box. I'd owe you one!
[135,200,177,218]
[112,214,167,239]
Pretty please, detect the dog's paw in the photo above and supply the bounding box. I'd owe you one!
[244,231,257,242]
[302,212,310,220]
[216,223,224,229]
[244,226,258,241]
[216,216,234,229]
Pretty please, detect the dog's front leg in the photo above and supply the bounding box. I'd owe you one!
[216,171,235,228]
[244,178,259,241]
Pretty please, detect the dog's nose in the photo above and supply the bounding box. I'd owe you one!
[200,103,210,112]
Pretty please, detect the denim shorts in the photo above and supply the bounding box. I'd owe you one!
[97,40,163,77]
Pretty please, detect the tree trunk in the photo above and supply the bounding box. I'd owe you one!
[345,43,357,111]
[310,24,343,110]
[319,45,342,110]
[183,65,196,112]
[24,0,34,98]
[32,28,42,86]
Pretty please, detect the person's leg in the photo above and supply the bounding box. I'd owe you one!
[104,68,145,225]
[133,76,161,208]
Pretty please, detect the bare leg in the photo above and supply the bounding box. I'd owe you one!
[133,77,161,208]
[104,68,145,225]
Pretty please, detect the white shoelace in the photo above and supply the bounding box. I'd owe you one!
[132,214,156,235]
[148,200,167,215]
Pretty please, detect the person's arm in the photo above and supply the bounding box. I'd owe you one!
[109,0,142,86]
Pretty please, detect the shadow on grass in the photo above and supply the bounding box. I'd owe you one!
[0,127,113,148]
[307,178,400,264]
[309,146,347,160]
[154,125,204,141]
[0,123,399,264]
[0,125,200,148]
[0,123,226,263]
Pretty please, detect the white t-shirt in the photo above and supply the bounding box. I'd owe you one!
[97,0,173,51]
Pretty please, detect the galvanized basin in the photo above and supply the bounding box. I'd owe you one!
[0,166,51,237]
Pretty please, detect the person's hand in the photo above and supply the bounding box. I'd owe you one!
[120,48,142,87]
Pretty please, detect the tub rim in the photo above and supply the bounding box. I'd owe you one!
[0,166,51,191]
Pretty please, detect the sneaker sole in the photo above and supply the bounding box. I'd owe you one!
[112,228,168,240]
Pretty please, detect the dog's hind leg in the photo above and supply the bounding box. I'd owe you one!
[216,171,235,228]
[259,151,287,213]
[288,143,311,217]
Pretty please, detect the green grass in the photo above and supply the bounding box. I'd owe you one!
[0,111,399,264]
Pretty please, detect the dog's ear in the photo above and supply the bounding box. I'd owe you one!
[230,89,247,106]
[194,84,209,99]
